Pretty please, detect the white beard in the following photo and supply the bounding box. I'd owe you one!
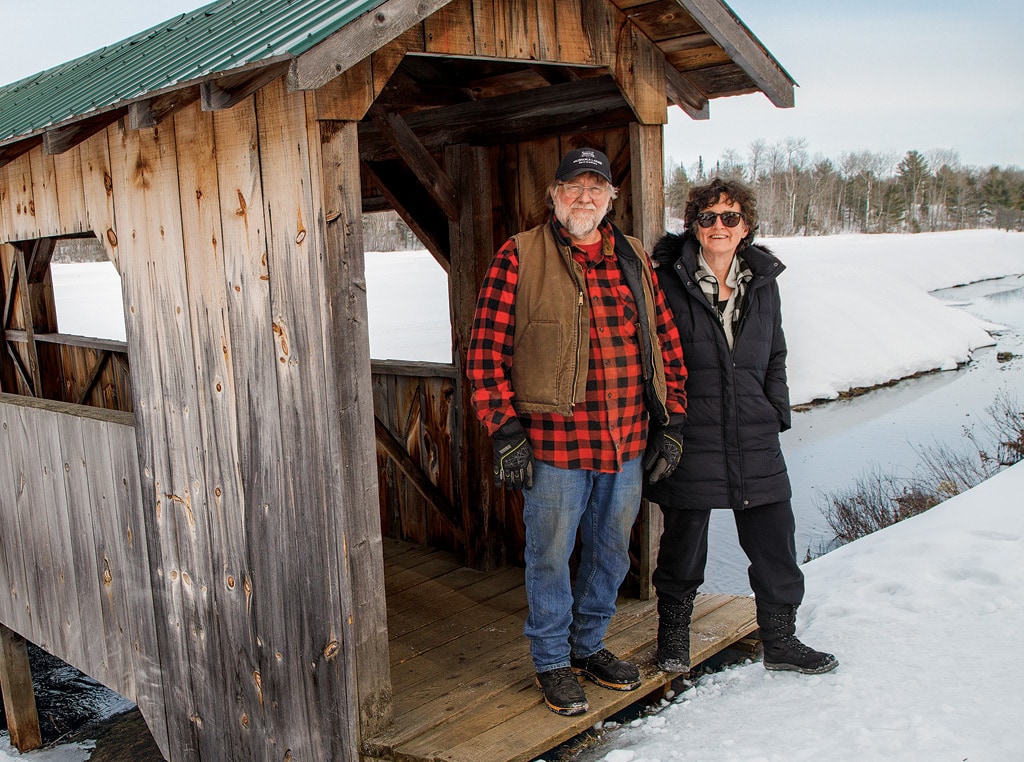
[554,196,608,241]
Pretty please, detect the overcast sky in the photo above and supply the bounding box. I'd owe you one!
[2,0,1021,172]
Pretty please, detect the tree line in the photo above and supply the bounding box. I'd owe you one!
[666,139,1024,236]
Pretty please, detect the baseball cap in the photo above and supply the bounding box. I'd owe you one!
[555,148,612,183]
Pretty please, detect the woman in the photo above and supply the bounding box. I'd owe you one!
[645,177,837,675]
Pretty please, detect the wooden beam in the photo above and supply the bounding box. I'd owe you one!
[0,137,41,170]
[30,331,127,353]
[374,415,465,543]
[0,624,42,753]
[200,64,288,111]
[128,86,201,129]
[665,63,709,119]
[287,0,453,91]
[358,75,633,162]
[5,340,34,393]
[75,350,112,405]
[368,105,460,222]
[19,238,56,283]
[363,159,451,271]
[10,248,40,396]
[43,110,125,156]
[676,0,795,107]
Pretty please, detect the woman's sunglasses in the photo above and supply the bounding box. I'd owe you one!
[695,211,744,228]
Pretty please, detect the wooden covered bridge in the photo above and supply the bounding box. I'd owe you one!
[0,1,794,759]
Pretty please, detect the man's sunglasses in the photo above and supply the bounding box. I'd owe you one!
[695,211,744,228]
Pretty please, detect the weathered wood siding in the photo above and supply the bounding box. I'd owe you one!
[0,76,388,760]
[0,394,167,751]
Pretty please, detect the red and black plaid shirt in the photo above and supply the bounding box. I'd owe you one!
[467,216,687,473]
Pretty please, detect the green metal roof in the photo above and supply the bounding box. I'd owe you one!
[0,0,387,145]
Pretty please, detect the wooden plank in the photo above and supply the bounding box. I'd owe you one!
[5,152,37,242]
[536,0,557,60]
[173,99,261,758]
[28,149,61,237]
[26,405,85,665]
[676,0,794,107]
[504,0,538,59]
[51,146,89,235]
[288,0,453,90]
[210,96,291,757]
[103,413,169,757]
[314,57,375,121]
[108,115,207,760]
[516,136,560,231]
[384,563,514,619]
[582,0,617,67]
[0,404,34,639]
[79,129,119,268]
[424,0,475,55]
[471,0,498,56]
[4,404,59,651]
[55,412,119,687]
[371,359,457,378]
[0,164,12,243]
[383,553,465,600]
[0,624,42,752]
[553,0,595,65]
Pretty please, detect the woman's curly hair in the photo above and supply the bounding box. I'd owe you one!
[683,177,759,251]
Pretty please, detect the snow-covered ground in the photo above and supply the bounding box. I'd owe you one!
[8,229,1023,760]
[578,460,1024,762]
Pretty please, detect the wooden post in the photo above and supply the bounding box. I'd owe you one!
[628,122,666,598]
[317,117,393,739]
[0,624,42,752]
[445,142,499,569]
[12,239,62,399]
[628,123,665,252]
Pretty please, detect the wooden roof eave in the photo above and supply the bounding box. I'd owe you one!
[675,0,795,108]
[0,56,294,168]
[287,0,453,91]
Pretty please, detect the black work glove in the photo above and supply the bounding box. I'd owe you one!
[492,418,534,490]
[643,415,685,484]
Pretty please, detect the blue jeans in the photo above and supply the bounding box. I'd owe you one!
[522,457,643,673]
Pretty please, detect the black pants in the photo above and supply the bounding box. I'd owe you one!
[652,500,805,611]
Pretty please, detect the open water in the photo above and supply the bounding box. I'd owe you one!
[703,274,1024,594]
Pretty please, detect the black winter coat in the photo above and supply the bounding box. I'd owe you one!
[645,231,792,511]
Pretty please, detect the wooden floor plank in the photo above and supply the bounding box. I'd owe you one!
[369,540,759,762]
[387,566,524,636]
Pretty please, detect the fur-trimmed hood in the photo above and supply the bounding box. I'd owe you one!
[651,230,783,281]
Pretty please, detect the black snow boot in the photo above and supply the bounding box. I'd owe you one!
[656,593,696,673]
[757,606,838,675]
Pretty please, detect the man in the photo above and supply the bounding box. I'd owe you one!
[466,147,688,716]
